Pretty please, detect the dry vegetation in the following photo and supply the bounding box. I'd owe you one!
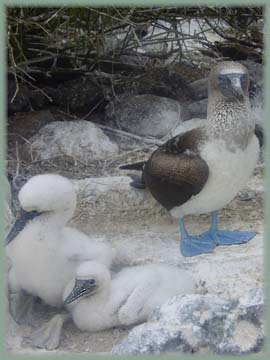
[8,6,263,82]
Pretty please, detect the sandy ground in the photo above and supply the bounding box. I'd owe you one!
[6,161,263,354]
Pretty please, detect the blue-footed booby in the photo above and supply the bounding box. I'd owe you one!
[120,61,259,257]
[63,261,194,332]
[6,174,113,333]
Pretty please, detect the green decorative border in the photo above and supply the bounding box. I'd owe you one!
[0,1,269,359]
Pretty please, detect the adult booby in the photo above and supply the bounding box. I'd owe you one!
[63,261,194,332]
[120,61,259,257]
[6,174,113,326]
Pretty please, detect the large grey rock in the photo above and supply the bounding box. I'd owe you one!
[189,78,208,100]
[172,118,206,137]
[106,94,186,138]
[23,120,119,162]
[108,68,195,103]
[112,289,263,355]
[188,98,208,118]
[44,76,104,113]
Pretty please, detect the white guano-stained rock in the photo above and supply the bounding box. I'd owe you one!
[112,289,263,355]
[23,120,119,162]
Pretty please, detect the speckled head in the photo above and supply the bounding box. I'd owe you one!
[209,61,249,101]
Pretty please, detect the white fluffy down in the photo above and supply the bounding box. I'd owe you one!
[64,261,195,332]
[7,174,113,307]
[18,174,76,215]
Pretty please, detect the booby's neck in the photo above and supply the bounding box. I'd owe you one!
[206,93,255,151]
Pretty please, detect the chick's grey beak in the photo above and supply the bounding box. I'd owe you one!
[64,279,97,305]
[6,210,42,245]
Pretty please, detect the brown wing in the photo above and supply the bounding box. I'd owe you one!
[143,128,209,210]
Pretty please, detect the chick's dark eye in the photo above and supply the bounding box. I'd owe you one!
[89,279,96,285]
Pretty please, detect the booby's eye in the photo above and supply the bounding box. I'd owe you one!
[218,75,231,87]
[88,279,96,285]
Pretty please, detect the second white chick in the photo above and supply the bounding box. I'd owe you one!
[63,261,195,332]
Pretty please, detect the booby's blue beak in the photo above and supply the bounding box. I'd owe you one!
[6,209,42,245]
[64,279,97,305]
[218,73,246,101]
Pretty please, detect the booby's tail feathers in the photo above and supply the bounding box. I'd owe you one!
[119,161,146,171]
[119,161,146,189]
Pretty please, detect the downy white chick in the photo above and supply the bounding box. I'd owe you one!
[63,261,195,332]
[6,174,113,321]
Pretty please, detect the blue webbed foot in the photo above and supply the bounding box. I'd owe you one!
[180,233,216,257]
[211,230,256,245]
[204,211,257,246]
[179,217,216,257]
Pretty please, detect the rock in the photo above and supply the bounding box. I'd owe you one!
[127,68,196,102]
[188,98,208,118]
[106,94,187,138]
[44,76,104,113]
[8,80,52,115]
[172,118,206,137]
[238,190,256,201]
[112,68,196,106]
[187,78,209,118]
[8,110,56,147]
[22,120,119,163]
[189,78,208,100]
[112,289,263,355]
[217,288,263,354]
